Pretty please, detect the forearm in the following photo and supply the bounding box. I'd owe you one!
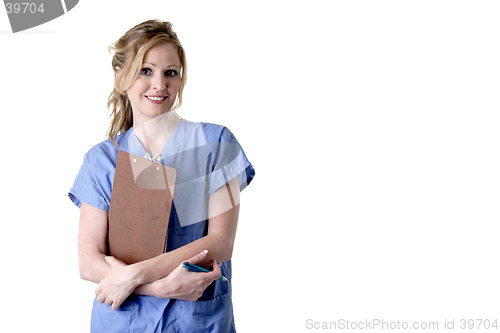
[78,251,110,284]
[80,205,237,288]
[134,280,161,297]
[133,231,233,297]
[135,253,223,300]
[79,240,209,292]
[134,197,240,284]
[84,177,240,293]
[132,221,235,286]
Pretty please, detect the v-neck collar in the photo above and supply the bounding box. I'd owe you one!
[126,118,185,161]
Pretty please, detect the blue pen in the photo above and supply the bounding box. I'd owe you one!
[182,262,228,282]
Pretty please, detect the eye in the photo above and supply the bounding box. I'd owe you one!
[140,67,152,76]
[165,69,178,77]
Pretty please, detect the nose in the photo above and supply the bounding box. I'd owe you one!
[152,73,167,91]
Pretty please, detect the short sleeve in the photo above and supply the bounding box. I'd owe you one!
[68,147,114,211]
[203,125,255,196]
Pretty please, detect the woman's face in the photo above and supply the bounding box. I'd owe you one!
[126,43,182,125]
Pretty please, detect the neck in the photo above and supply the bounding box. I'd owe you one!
[132,111,181,156]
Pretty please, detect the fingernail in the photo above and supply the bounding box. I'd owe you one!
[201,250,208,255]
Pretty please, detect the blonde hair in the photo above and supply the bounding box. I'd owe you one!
[107,20,187,142]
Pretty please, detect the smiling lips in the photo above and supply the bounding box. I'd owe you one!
[145,95,168,104]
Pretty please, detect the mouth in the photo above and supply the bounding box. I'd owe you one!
[145,95,168,101]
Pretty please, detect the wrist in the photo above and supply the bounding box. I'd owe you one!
[156,275,177,298]
[131,256,164,285]
[127,262,146,287]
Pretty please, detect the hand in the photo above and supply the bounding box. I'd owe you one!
[95,256,140,310]
[154,250,222,301]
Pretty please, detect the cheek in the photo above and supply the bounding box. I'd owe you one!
[126,84,146,106]
[169,79,182,94]
[125,86,138,99]
[127,78,148,95]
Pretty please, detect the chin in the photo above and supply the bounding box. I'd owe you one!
[147,107,171,117]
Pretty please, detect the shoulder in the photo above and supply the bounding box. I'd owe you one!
[69,132,131,211]
[178,119,235,143]
[84,140,116,164]
[197,121,236,143]
[83,131,130,168]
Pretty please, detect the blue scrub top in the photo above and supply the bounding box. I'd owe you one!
[69,119,255,333]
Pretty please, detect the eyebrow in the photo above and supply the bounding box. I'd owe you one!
[143,62,180,69]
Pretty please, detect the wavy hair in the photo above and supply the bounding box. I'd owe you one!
[107,20,187,143]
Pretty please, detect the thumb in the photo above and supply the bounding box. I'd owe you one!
[210,260,222,278]
[185,250,209,266]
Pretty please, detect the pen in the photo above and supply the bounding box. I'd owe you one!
[182,262,228,282]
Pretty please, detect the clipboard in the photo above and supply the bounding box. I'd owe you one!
[107,150,177,264]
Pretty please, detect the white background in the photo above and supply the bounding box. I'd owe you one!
[1,1,499,332]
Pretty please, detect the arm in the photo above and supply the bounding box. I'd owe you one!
[77,202,110,283]
[134,179,239,297]
[133,176,240,284]
[103,250,223,303]
[78,202,147,302]
[94,176,241,308]
[78,201,227,307]
[134,176,240,285]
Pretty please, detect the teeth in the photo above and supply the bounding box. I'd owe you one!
[146,96,167,101]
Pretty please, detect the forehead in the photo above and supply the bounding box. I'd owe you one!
[143,43,181,67]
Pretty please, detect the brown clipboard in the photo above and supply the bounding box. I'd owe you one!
[107,151,177,264]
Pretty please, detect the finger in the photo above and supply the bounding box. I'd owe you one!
[185,249,208,265]
[96,293,106,303]
[95,285,102,296]
[206,260,222,281]
[111,297,122,311]
[104,256,117,266]
[111,256,126,265]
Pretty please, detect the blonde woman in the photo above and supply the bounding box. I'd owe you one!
[69,20,255,332]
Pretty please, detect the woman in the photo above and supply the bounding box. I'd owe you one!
[69,19,255,332]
